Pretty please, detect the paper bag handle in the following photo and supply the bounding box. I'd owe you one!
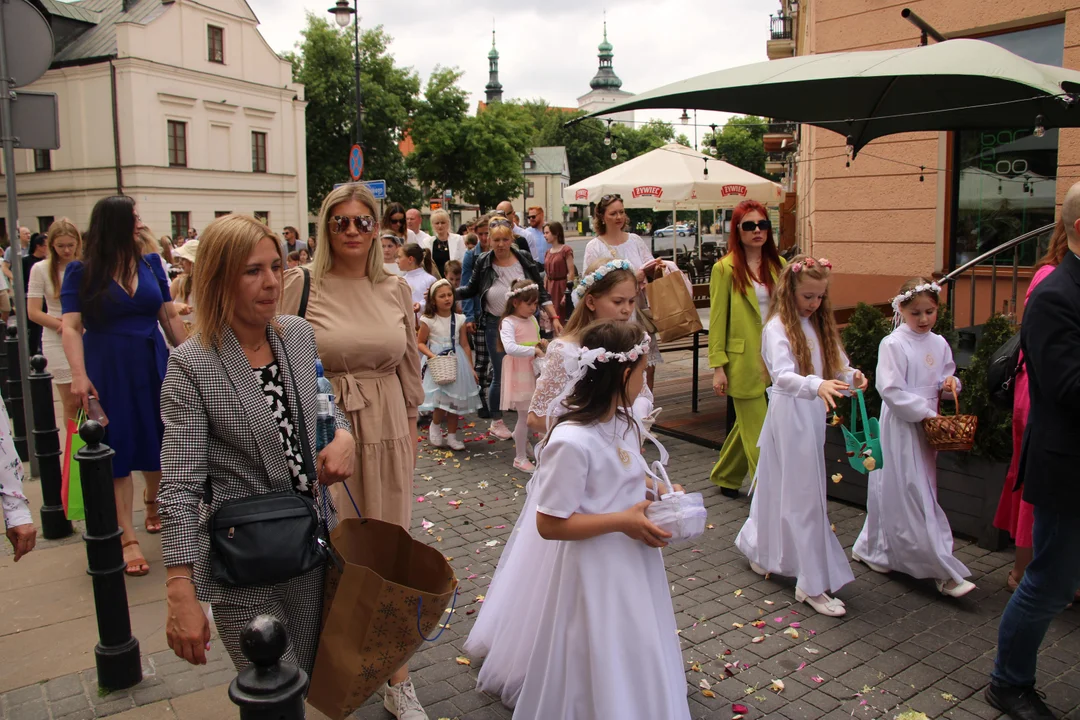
[417,588,460,642]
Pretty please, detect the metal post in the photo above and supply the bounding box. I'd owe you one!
[0,2,38,474]
[6,324,26,460]
[352,0,362,150]
[76,419,142,691]
[228,615,308,720]
[29,354,70,539]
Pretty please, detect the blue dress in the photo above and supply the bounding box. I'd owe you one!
[61,255,170,479]
[418,312,480,415]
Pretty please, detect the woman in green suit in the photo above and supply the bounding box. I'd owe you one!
[709,200,785,498]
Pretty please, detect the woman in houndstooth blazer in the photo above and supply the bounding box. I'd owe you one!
[158,215,354,676]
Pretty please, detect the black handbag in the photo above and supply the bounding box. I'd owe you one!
[987,331,1023,410]
[208,345,329,587]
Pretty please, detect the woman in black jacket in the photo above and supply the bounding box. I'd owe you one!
[457,220,561,439]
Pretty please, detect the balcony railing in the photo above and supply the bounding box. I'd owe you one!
[770,14,793,40]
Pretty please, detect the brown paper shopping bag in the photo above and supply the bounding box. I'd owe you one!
[307,517,458,720]
[645,265,703,343]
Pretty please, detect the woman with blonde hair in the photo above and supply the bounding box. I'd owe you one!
[170,240,198,335]
[158,213,353,677]
[426,208,466,271]
[279,185,429,719]
[28,218,82,423]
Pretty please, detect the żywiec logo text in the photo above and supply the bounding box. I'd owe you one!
[721,185,748,197]
[631,185,663,199]
[575,189,589,200]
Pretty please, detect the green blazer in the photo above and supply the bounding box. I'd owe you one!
[708,254,785,399]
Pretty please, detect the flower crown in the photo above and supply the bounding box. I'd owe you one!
[572,259,633,304]
[891,282,942,327]
[506,282,539,300]
[577,333,651,368]
[790,257,833,274]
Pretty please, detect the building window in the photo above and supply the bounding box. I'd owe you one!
[171,211,190,240]
[168,121,187,167]
[254,211,269,226]
[34,150,51,171]
[215,210,230,218]
[208,25,224,63]
[952,23,1064,270]
[251,131,267,173]
[37,216,54,233]
[523,159,534,170]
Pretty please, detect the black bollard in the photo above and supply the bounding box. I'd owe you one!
[76,420,142,691]
[29,355,72,539]
[5,325,26,460]
[228,615,308,720]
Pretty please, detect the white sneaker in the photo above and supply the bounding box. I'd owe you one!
[936,578,976,598]
[446,432,465,451]
[852,551,890,574]
[428,424,445,448]
[383,677,429,720]
[489,419,512,440]
[513,457,536,473]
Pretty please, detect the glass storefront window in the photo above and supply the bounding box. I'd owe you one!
[952,23,1064,268]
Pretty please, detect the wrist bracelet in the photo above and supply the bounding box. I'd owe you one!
[165,575,195,588]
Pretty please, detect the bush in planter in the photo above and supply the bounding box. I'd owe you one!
[956,313,1014,461]
[934,302,958,351]
[837,302,891,421]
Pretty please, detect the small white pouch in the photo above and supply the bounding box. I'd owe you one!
[640,425,707,545]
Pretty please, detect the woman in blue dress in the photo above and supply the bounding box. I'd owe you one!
[61,196,187,576]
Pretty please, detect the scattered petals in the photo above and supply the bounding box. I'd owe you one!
[811,675,824,683]
[783,627,800,639]
[734,589,743,597]
[706,524,716,529]
[774,616,785,623]
[699,678,712,690]
[894,713,930,720]
[474,594,485,603]
[731,622,744,629]
[750,620,767,628]
[770,679,785,693]
[797,662,807,671]
[690,663,702,673]
[466,574,478,580]
[806,647,820,655]
[831,473,843,483]
[421,519,434,530]
[751,635,766,643]
[862,456,876,471]
[763,600,775,605]
[455,656,471,666]
[484,539,500,547]
[701,689,717,698]
[732,705,749,715]
[941,692,958,702]
[789,622,801,628]
[416,496,426,502]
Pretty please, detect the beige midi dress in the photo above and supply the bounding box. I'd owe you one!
[282,268,424,529]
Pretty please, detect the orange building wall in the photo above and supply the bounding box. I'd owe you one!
[795,1,1080,283]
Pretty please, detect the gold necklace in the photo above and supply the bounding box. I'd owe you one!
[240,340,267,353]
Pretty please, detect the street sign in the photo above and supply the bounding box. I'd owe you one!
[362,179,387,200]
[332,179,386,200]
[349,144,364,181]
[11,91,58,149]
[1,0,53,88]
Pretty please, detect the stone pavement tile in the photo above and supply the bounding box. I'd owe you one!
[49,693,91,717]
[1046,681,1080,715]
[6,698,49,720]
[955,694,1002,720]
[865,648,920,677]
[908,685,963,716]
[46,673,85,701]
[168,684,237,720]
[835,664,888,694]
[893,662,948,692]
[801,688,842,713]
[104,700,176,719]
[925,649,973,674]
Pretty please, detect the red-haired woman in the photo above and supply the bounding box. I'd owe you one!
[708,200,785,498]
[993,222,1073,593]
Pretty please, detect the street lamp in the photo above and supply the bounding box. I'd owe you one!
[328,0,363,152]
[679,109,690,125]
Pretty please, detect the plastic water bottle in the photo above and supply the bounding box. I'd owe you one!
[315,360,336,451]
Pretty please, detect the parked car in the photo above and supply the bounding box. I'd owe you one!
[653,224,689,238]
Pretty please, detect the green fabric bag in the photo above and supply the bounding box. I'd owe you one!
[841,390,883,474]
[62,412,87,521]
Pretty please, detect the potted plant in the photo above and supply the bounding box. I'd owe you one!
[823,305,1014,549]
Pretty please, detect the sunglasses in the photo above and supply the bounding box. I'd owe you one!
[329,215,377,234]
[527,215,538,221]
[389,216,405,225]
[600,194,622,203]
[489,219,513,229]
[740,219,772,232]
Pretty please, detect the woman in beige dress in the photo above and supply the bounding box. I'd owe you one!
[280,183,427,720]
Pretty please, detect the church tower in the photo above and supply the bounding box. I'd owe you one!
[577,20,634,126]
[485,29,503,104]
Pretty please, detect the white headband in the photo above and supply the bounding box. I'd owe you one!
[891,282,941,327]
[506,282,539,300]
[427,278,452,299]
[572,259,633,304]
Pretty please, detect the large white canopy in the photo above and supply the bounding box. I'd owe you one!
[563,142,783,210]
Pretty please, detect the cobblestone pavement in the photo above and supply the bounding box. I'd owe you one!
[3,416,1079,720]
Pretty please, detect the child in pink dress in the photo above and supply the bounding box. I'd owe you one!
[499,280,547,473]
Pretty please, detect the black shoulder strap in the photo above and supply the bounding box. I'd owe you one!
[298,267,311,319]
[280,339,317,483]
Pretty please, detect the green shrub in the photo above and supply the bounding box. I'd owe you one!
[838,303,891,421]
[957,313,1015,461]
[934,302,958,351]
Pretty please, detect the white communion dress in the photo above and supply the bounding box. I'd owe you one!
[852,325,972,583]
[510,416,690,720]
[463,339,655,708]
[735,316,857,597]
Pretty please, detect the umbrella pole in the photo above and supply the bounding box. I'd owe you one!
[673,201,677,259]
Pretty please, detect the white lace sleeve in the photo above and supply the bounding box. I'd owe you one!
[582,238,611,271]
[529,340,577,419]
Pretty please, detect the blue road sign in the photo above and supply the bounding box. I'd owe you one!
[349,144,364,181]
[332,179,387,200]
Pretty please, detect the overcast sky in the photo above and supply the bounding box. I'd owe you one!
[251,0,774,141]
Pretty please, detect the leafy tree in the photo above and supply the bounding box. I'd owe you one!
[286,15,420,209]
[459,101,534,211]
[702,115,770,178]
[408,67,470,202]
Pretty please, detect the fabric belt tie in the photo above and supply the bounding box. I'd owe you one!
[327,369,395,413]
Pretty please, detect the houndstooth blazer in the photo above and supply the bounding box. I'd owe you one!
[158,314,349,605]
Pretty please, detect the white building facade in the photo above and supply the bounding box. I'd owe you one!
[2,0,307,241]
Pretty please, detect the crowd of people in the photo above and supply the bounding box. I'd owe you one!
[1,179,1077,720]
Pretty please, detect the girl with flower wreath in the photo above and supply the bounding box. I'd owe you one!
[735,256,867,617]
[473,320,690,720]
[852,278,975,598]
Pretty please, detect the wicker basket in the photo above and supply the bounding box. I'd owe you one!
[922,388,977,452]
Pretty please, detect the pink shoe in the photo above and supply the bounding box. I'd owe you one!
[512,457,536,473]
[489,419,512,440]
